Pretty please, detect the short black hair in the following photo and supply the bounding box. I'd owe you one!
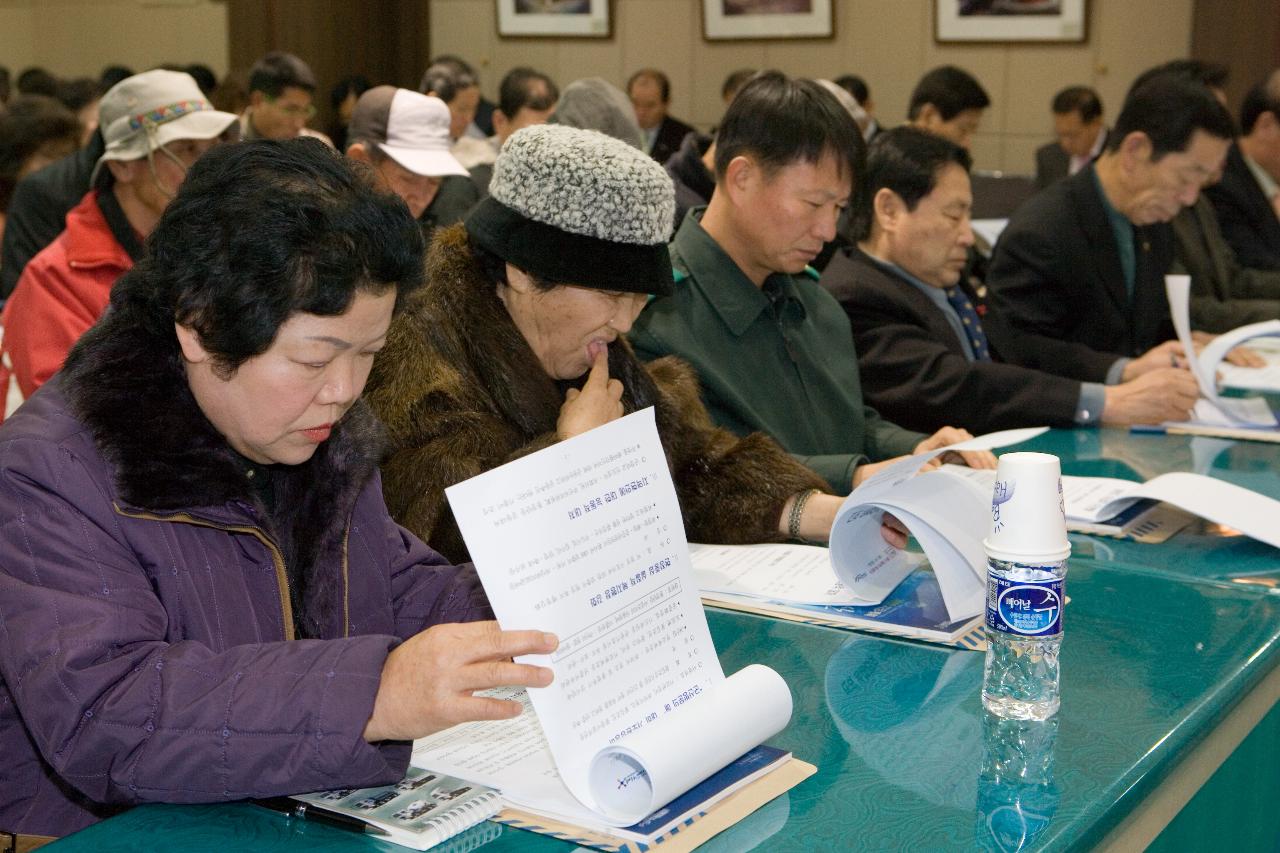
[186,64,218,97]
[1110,74,1235,159]
[99,65,135,91]
[0,95,81,211]
[856,126,971,240]
[627,68,670,103]
[834,74,869,106]
[907,65,990,121]
[498,67,559,119]
[721,68,757,102]
[1128,59,1229,100]
[430,54,478,80]
[110,139,423,375]
[330,74,372,111]
[419,63,477,104]
[55,77,99,113]
[248,52,317,98]
[714,70,864,190]
[16,67,58,98]
[1240,72,1280,136]
[1051,86,1102,122]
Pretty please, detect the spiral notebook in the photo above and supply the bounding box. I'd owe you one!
[290,767,501,850]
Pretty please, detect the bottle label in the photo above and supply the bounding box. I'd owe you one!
[986,576,1063,636]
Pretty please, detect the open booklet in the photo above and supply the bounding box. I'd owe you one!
[430,408,812,851]
[691,427,1047,649]
[1165,274,1280,438]
[942,464,1280,550]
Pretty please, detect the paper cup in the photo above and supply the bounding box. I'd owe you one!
[982,452,1070,563]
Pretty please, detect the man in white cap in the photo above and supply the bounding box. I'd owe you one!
[0,69,237,409]
[344,86,468,222]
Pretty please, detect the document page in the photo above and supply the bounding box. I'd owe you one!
[688,542,902,606]
[445,408,792,825]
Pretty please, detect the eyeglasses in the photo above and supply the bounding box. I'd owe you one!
[266,96,317,120]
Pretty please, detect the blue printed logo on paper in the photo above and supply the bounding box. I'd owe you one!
[986,577,1063,636]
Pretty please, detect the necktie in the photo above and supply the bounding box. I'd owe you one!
[944,286,991,361]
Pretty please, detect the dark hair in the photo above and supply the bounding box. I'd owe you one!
[1110,74,1235,158]
[714,70,864,190]
[0,66,10,104]
[472,243,557,293]
[110,139,423,374]
[99,65,135,91]
[1051,86,1102,122]
[55,77,99,113]
[907,65,990,121]
[834,74,869,106]
[430,54,478,80]
[1128,59,1229,100]
[0,95,82,211]
[419,63,477,104]
[855,126,972,240]
[248,52,317,97]
[627,68,670,103]
[186,64,218,97]
[498,67,559,119]
[17,67,58,98]
[1240,72,1280,136]
[330,74,371,111]
[721,68,757,103]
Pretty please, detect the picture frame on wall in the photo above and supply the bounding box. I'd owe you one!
[701,0,834,41]
[495,0,612,39]
[935,0,1087,44]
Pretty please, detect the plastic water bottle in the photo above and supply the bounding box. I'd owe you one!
[981,558,1066,720]
[976,713,1060,852]
[980,452,1069,721]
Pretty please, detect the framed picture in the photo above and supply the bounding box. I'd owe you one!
[495,0,612,39]
[701,0,833,41]
[935,0,1087,43]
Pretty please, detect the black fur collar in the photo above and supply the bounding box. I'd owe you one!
[61,304,385,637]
[423,224,660,434]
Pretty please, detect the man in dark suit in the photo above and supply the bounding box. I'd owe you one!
[985,75,1235,385]
[1205,71,1280,271]
[627,68,695,165]
[1035,86,1108,190]
[822,127,1197,434]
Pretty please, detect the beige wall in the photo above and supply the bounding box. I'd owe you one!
[0,0,229,82]
[431,0,1194,174]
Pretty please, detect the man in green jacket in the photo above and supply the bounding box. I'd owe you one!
[630,71,993,495]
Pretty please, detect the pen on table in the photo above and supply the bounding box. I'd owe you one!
[254,797,390,838]
[1129,425,1167,435]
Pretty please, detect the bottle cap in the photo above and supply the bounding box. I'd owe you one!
[982,452,1070,563]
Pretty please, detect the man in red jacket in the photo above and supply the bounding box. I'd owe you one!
[0,68,237,412]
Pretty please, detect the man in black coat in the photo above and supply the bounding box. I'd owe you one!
[823,127,1197,434]
[1034,86,1108,190]
[0,130,103,300]
[985,76,1235,385]
[1205,73,1280,271]
[627,68,695,165]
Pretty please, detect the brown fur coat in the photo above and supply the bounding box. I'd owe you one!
[364,225,827,563]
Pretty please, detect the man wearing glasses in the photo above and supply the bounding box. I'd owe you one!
[241,51,333,146]
[0,69,238,411]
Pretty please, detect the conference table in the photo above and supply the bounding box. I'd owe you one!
[44,427,1280,852]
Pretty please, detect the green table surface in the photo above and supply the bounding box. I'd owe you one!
[44,428,1280,851]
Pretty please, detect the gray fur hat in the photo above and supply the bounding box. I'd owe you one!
[465,124,676,295]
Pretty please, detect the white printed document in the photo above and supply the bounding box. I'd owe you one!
[439,408,794,829]
[1166,274,1280,429]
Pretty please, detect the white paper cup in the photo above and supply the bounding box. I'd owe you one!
[982,452,1070,563]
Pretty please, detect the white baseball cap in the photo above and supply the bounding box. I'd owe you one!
[348,87,468,178]
[93,69,239,182]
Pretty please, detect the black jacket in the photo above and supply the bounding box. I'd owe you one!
[664,130,714,231]
[823,247,1081,433]
[984,163,1176,382]
[1,131,104,300]
[1204,142,1280,272]
[649,114,696,165]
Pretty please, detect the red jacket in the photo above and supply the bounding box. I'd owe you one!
[0,190,132,415]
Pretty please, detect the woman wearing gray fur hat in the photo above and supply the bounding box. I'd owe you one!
[365,124,849,563]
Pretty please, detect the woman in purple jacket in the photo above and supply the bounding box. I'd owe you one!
[0,140,555,843]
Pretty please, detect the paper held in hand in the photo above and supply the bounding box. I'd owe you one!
[432,408,808,849]
[1165,274,1280,431]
